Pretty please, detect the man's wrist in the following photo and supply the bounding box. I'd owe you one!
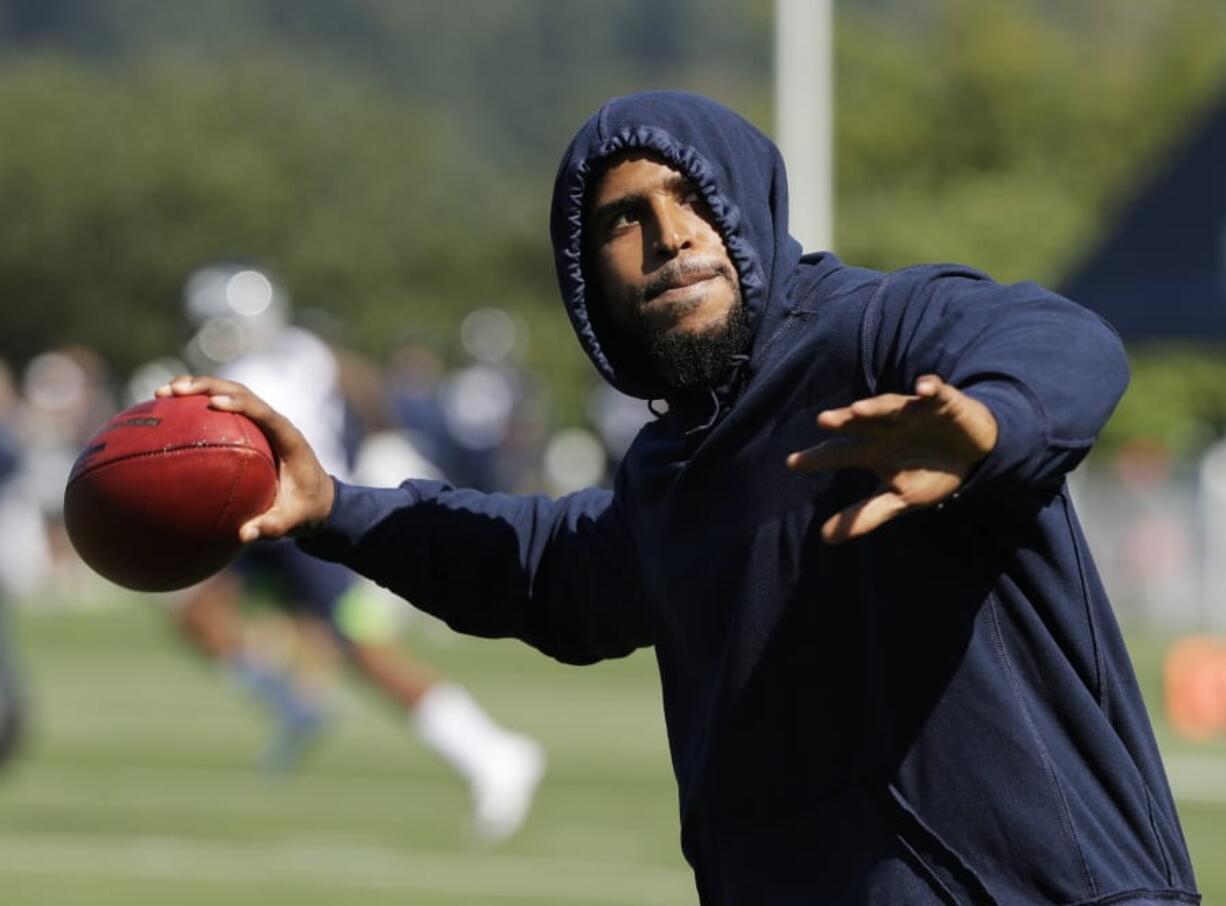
[960,379,1047,489]
[296,475,339,538]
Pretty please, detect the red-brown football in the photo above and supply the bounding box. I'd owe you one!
[64,395,277,592]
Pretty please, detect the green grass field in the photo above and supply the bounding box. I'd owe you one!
[0,598,1222,905]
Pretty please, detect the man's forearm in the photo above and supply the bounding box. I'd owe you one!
[298,478,652,664]
[868,266,1130,492]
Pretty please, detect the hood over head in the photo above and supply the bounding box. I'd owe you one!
[550,91,804,400]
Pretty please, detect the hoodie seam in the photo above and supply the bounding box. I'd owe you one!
[1059,489,1179,887]
[744,265,853,377]
[1058,487,1106,712]
[985,593,1098,900]
[1067,889,1199,906]
[597,100,611,140]
[858,273,895,396]
[751,310,807,371]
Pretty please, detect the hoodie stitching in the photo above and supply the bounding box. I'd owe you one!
[1058,490,1176,888]
[684,388,724,436]
[986,593,1098,899]
[859,274,895,396]
[597,101,611,140]
[1058,487,1105,711]
[1067,889,1199,906]
[680,352,754,437]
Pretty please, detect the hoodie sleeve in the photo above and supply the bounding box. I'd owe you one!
[297,478,651,665]
[863,265,1129,491]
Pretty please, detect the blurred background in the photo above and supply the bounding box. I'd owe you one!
[0,0,1225,903]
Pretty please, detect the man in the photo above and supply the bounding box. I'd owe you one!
[171,264,544,843]
[159,92,1198,903]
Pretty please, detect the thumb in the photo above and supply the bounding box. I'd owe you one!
[239,509,293,543]
[914,374,947,399]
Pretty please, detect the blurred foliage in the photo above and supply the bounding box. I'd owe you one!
[0,0,771,418]
[833,0,1226,458]
[1104,347,1226,460]
[836,0,1226,286]
[0,55,469,369]
[0,0,1223,442]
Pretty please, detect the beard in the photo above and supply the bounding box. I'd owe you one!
[641,285,750,392]
[590,253,752,394]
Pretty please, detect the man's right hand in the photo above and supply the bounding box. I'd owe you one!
[155,376,335,542]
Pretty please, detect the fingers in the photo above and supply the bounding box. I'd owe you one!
[154,375,335,542]
[817,376,954,431]
[914,374,965,415]
[816,393,911,432]
[239,510,292,543]
[914,374,946,399]
[207,390,305,455]
[797,374,971,544]
[795,387,931,472]
[156,375,304,455]
[155,374,243,399]
[787,437,867,473]
[914,374,999,456]
[821,490,909,545]
[239,471,335,543]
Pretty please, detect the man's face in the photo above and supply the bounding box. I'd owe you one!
[586,153,744,388]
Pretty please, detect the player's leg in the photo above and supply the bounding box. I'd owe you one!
[175,569,244,657]
[344,635,436,706]
[310,570,544,844]
[0,595,25,768]
[343,630,545,843]
[175,558,329,770]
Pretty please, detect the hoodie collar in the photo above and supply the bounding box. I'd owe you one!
[550,91,804,403]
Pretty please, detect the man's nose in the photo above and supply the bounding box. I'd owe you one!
[649,197,694,258]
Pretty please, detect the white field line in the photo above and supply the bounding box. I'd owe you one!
[10,753,1222,822]
[0,832,693,904]
[12,751,1221,810]
[2,761,666,810]
[0,779,668,863]
[0,773,459,821]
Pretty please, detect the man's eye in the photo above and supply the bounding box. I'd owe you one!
[610,210,638,230]
[681,190,702,208]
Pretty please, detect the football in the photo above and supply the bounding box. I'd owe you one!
[63,395,277,592]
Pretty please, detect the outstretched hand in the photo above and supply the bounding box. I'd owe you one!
[786,375,997,545]
[155,376,335,542]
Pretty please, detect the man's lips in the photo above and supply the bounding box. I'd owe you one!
[646,272,722,303]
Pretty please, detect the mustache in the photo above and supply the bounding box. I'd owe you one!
[640,257,735,303]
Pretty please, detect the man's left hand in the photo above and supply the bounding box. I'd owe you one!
[786,375,998,545]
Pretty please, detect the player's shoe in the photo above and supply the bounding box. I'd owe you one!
[470,733,546,845]
[261,702,330,774]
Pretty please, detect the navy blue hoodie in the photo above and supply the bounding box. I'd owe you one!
[301,92,1198,904]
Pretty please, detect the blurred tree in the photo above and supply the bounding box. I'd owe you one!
[836,0,1226,286]
[0,55,482,375]
[1100,348,1226,458]
[0,0,1223,441]
[832,0,1226,457]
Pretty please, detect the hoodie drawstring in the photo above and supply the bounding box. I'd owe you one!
[684,387,723,437]
[681,353,752,437]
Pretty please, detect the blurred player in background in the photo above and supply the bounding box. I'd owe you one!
[0,360,28,767]
[167,263,544,843]
[19,348,115,604]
